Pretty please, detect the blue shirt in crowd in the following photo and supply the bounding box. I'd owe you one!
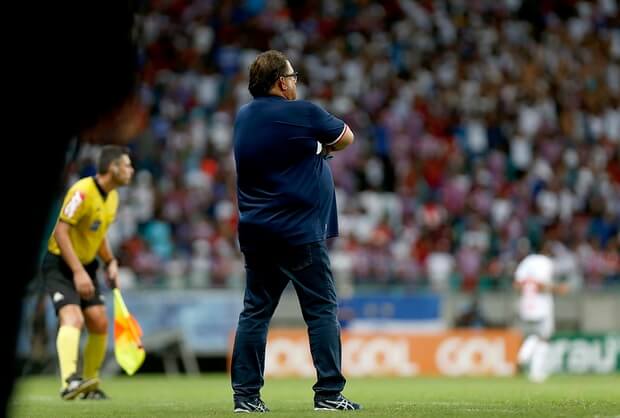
[233,95,346,251]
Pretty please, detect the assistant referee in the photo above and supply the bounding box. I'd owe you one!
[41,145,133,400]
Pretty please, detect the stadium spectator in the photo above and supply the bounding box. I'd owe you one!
[62,1,620,291]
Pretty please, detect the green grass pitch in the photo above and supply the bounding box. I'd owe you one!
[10,374,620,417]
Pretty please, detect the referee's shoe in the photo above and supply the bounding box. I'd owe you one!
[314,394,362,411]
[60,374,99,400]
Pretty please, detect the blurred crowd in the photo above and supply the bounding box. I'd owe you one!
[68,0,620,292]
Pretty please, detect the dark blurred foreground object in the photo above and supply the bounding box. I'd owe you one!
[5,2,143,415]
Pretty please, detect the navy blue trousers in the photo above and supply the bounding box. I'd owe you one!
[231,241,345,401]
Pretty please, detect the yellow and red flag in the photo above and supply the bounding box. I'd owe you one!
[113,288,145,375]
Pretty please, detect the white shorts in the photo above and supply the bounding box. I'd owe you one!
[520,315,555,340]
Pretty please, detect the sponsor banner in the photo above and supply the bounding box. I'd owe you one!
[548,334,620,374]
[339,294,444,332]
[253,329,521,377]
[339,294,441,321]
[19,290,244,356]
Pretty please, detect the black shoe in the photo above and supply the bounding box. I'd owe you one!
[233,397,270,413]
[60,374,99,400]
[314,394,362,411]
[81,388,109,400]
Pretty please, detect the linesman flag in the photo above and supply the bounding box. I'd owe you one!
[113,288,145,375]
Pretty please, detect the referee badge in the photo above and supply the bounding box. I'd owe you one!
[90,220,102,231]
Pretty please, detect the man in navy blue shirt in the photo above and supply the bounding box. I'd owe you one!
[231,50,360,413]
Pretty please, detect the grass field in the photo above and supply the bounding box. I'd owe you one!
[10,374,620,417]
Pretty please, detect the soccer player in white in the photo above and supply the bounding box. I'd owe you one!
[514,252,568,382]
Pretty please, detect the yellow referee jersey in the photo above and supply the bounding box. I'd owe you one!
[48,177,119,265]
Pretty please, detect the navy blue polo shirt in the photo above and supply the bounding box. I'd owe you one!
[233,95,346,251]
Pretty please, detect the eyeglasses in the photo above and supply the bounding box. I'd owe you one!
[280,71,298,82]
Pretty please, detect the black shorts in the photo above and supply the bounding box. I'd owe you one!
[41,252,105,314]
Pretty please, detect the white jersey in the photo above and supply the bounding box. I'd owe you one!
[515,254,554,321]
